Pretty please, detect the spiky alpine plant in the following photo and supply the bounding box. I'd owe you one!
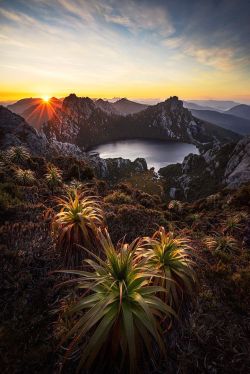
[57,228,175,373]
[7,145,30,164]
[136,227,196,310]
[45,163,62,192]
[15,168,35,186]
[52,188,104,267]
[204,234,238,253]
[222,214,243,234]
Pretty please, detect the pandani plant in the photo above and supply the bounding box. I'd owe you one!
[7,145,30,164]
[45,163,62,192]
[222,214,243,234]
[57,228,175,373]
[15,167,35,186]
[52,188,104,267]
[136,227,196,310]
[204,234,238,253]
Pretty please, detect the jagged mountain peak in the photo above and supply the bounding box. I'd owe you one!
[43,94,240,149]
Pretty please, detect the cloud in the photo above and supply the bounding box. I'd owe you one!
[0,0,249,100]
[98,0,174,36]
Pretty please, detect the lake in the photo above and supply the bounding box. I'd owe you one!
[89,139,199,170]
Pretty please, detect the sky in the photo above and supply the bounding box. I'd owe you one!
[0,0,250,102]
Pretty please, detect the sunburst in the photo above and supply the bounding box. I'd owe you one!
[42,95,50,102]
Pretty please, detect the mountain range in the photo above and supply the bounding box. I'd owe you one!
[184,100,240,111]
[226,104,250,120]
[1,93,250,197]
[6,96,250,138]
[190,109,250,135]
[42,94,240,149]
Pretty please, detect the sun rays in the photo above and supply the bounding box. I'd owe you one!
[23,97,61,129]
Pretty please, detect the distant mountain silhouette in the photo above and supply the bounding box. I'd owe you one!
[8,97,62,129]
[8,98,42,114]
[226,104,250,120]
[184,101,219,111]
[190,109,250,135]
[187,100,240,111]
[112,98,148,115]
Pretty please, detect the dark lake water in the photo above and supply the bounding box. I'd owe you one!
[90,139,199,170]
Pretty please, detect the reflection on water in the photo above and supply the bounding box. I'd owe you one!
[90,139,199,170]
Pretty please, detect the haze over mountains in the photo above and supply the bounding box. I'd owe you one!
[189,109,250,135]
[226,104,250,120]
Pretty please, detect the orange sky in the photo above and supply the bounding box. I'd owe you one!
[0,0,249,103]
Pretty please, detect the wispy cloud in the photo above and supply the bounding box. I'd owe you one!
[0,0,249,101]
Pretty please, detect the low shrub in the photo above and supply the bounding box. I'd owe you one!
[104,191,133,205]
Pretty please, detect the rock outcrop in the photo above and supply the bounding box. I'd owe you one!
[224,136,250,188]
[159,137,250,201]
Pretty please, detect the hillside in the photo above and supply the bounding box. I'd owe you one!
[226,104,250,120]
[7,98,42,114]
[0,145,249,373]
[191,109,250,135]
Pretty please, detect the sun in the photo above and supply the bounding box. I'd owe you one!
[42,95,50,102]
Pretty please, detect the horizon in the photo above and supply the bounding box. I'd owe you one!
[0,0,250,102]
[1,95,250,106]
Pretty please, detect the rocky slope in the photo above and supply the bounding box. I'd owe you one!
[159,136,250,201]
[43,94,240,148]
[0,105,48,155]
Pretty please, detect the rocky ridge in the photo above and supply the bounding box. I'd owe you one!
[159,137,250,201]
[43,95,240,148]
